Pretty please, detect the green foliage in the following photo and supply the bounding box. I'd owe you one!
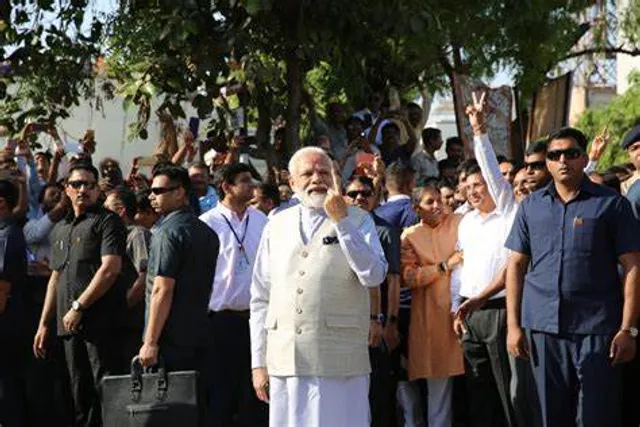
[576,72,640,170]
[1,0,103,135]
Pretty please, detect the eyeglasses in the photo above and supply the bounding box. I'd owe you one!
[67,180,97,190]
[346,190,374,199]
[524,160,546,171]
[546,148,583,161]
[150,186,179,195]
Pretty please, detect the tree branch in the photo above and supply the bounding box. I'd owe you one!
[563,45,640,60]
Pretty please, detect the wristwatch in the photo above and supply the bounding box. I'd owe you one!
[370,313,385,324]
[439,262,448,273]
[621,326,639,338]
[71,300,84,312]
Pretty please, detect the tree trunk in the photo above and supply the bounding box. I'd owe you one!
[254,81,276,183]
[284,49,303,156]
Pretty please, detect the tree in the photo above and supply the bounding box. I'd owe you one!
[576,71,640,171]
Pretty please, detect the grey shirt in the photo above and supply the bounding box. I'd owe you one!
[146,208,220,348]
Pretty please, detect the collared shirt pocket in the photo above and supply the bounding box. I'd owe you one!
[570,217,597,254]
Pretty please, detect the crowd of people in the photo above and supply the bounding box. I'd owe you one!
[1,88,640,427]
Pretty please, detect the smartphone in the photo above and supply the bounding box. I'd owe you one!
[188,117,200,139]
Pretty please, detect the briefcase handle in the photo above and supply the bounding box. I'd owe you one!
[130,356,169,403]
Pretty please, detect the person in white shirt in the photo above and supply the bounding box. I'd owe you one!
[452,93,516,427]
[199,163,269,427]
[250,147,388,427]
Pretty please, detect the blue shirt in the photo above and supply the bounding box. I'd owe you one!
[505,178,640,335]
[625,179,640,219]
[198,185,219,214]
[374,196,419,230]
[374,196,419,309]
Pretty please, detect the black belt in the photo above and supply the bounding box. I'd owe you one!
[461,297,506,310]
[209,309,250,319]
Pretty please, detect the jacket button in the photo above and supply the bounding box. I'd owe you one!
[298,271,305,276]
[296,327,302,334]
[297,288,303,294]
[301,251,309,258]
[296,308,302,314]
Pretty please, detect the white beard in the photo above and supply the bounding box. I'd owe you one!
[297,191,327,209]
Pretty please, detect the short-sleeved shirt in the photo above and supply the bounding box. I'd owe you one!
[126,225,151,274]
[146,208,220,348]
[0,219,27,338]
[505,178,640,335]
[50,205,128,337]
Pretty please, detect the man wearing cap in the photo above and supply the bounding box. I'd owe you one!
[621,125,640,210]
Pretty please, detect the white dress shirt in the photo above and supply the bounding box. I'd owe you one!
[199,203,268,312]
[457,134,516,300]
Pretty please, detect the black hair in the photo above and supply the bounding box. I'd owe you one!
[136,189,153,212]
[0,179,18,209]
[412,183,440,205]
[496,155,508,164]
[606,165,631,176]
[34,151,53,162]
[99,157,120,171]
[456,159,478,177]
[446,136,464,148]
[109,185,137,219]
[188,161,209,172]
[216,163,254,199]
[257,183,281,208]
[221,162,254,187]
[437,179,456,190]
[422,127,441,144]
[345,116,365,127]
[526,141,548,156]
[385,161,415,190]
[68,162,100,182]
[37,183,63,205]
[406,102,422,110]
[381,122,401,134]
[152,165,191,192]
[438,158,458,172]
[547,127,588,152]
[601,173,621,193]
[346,174,375,190]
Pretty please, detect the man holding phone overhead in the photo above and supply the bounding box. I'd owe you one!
[505,127,640,427]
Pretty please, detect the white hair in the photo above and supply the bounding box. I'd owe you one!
[288,146,332,176]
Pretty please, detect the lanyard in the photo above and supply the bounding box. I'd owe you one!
[221,213,250,262]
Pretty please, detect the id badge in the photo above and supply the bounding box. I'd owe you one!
[235,254,249,275]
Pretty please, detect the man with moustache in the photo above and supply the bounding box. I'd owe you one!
[200,163,269,426]
[506,128,640,427]
[250,147,388,426]
[33,163,128,426]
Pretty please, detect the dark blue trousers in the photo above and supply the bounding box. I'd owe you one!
[528,331,621,427]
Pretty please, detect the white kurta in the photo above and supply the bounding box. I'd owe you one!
[250,205,387,427]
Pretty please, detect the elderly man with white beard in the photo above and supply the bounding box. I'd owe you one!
[249,147,388,426]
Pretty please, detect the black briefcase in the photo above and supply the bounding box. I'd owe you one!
[101,356,199,426]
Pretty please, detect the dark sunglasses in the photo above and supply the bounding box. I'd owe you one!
[546,148,583,161]
[67,180,97,190]
[150,186,179,195]
[346,190,374,199]
[524,160,546,170]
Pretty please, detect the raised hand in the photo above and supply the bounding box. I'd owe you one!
[324,166,348,223]
[465,91,488,136]
[589,124,611,161]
